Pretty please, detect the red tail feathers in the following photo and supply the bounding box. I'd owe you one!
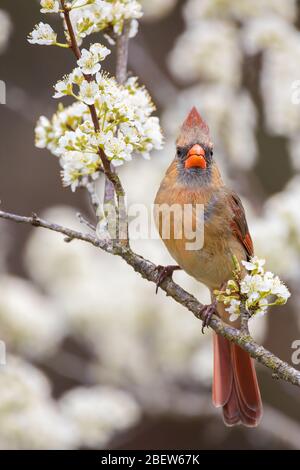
[212,333,262,427]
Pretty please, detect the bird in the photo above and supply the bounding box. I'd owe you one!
[154,107,262,427]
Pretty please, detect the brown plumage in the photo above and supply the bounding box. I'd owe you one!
[154,107,262,427]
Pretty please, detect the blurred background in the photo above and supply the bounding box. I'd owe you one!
[0,0,300,450]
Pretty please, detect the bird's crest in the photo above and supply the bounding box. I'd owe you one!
[177,107,211,148]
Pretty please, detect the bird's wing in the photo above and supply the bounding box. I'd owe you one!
[228,193,254,260]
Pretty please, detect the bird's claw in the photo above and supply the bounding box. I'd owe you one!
[155,265,181,294]
[200,300,218,334]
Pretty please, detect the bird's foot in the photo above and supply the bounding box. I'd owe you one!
[155,265,181,294]
[200,299,218,334]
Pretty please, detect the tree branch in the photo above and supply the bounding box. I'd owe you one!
[1,208,299,388]
[116,21,130,85]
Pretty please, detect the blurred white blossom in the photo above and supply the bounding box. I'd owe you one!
[168,21,241,87]
[0,356,78,449]
[140,0,177,21]
[0,10,12,54]
[242,15,297,54]
[0,275,65,358]
[184,0,297,23]
[60,386,141,448]
[260,45,300,137]
[252,177,300,281]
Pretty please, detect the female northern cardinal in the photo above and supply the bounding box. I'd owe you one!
[154,107,262,426]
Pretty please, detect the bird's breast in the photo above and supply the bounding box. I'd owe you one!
[154,178,244,289]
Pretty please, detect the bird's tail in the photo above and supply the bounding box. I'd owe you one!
[212,332,263,427]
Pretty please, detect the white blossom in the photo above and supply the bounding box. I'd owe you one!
[0,356,78,449]
[78,79,99,105]
[0,275,65,358]
[168,21,241,87]
[242,257,265,275]
[35,116,52,148]
[184,0,297,24]
[225,299,241,323]
[69,67,84,86]
[60,386,141,448]
[251,176,300,281]
[61,151,100,191]
[90,43,111,61]
[53,76,73,98]
[99,131,133,164]
[40,0,60,13]
[140,0,177,21]
[27,22,57,45]
[78,49,101,75]
[242,16,297,55]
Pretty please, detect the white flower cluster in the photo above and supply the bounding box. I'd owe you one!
[69,0,143,42]
[30,0,162,192]
[215,256,290,322]
[36,73,162,191]
[29,0,143,44]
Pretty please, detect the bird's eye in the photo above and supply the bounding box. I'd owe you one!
[176,148,182,157]
[210,150,213,156]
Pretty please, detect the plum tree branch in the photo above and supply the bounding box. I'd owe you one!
[0,208,299,388]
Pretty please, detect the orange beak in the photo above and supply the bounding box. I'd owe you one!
[185,144,206,169]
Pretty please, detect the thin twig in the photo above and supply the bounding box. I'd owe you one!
[85,180,101,217]
[116,20,130,85]
[240,304,250,335]
[104,20,131,242]
[1,207,300,388]
[76,212,96,231]
[0,210,112,251]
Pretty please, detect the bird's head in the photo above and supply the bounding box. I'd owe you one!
[176,107,214,185]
